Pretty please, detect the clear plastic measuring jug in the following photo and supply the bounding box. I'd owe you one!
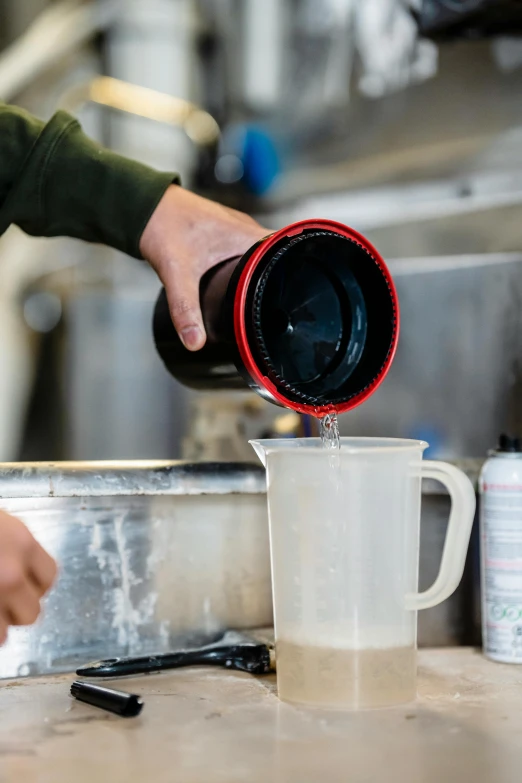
[250,438,476,710]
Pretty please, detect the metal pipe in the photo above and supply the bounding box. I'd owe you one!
[58,75,220,148]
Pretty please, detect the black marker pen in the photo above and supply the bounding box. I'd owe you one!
[70,680,143,717]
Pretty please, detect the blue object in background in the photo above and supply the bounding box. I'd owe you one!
[216,123,281,196]
[218,123,281,196]
[241,125,281,195]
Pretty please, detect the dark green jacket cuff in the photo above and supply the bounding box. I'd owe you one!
[0,108,178,258]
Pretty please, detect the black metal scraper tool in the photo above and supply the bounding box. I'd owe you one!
[77,631,275,678]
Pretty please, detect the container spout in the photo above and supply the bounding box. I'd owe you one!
[249,440,267,468]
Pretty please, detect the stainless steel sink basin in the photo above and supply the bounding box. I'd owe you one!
[0,461,271,679]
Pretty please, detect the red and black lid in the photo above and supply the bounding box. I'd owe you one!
[230,219,399,414]
[153,219,399,415]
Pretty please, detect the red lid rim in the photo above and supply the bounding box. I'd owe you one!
[233,218,400,416]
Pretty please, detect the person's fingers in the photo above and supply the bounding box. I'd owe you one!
[0,557,41,625]
[161,261,206,351]
[5,585,41,626]
[0,513,56,597]
[0,614,8,645]
[29,542,57,597]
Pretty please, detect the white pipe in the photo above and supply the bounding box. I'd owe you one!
[243,0,285,110]
[0,0,123,103]
[107,0,200,182]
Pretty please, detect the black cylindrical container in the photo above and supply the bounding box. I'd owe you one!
[153,219,399,415]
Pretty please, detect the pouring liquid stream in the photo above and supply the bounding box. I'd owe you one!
[320,412,341,473]
[319,413,340,450]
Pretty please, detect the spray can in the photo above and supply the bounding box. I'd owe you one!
[480,434,522,662]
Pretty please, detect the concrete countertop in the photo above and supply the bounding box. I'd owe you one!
[1,648,521,783]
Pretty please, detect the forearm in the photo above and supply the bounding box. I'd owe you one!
[0,104,177,258]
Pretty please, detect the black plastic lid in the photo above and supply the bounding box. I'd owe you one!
[497,433,522,453]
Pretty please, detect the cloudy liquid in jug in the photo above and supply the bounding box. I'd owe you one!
[276,640,416,709]
[277,413,416,709]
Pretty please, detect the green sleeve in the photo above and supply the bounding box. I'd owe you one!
[0,104,178,259]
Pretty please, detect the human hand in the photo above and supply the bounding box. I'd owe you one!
[140,186,270,350]
[0,512,57,644]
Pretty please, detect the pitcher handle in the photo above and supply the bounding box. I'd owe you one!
[405,461,476,612]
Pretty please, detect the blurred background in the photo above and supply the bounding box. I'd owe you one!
[1,0,522,463]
